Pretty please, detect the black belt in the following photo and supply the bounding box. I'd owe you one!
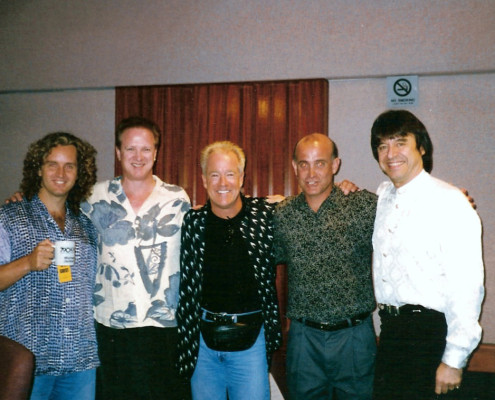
[378,304,440,317]
[296,312,370,332]
[201,309,262,325]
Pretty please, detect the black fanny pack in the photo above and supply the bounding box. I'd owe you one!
[200,310,263,352]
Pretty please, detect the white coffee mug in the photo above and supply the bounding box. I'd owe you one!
[54,241,75,266]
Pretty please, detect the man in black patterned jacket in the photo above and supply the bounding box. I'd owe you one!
[274,133,377,400]
[176,141,282,400]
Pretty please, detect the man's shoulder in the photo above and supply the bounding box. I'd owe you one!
[344,188,377,202]
[425,175,474,209]
[154,177,191,205]
[244,196,276,214]
[156,180,188,196]
[0,198,42,233]
[332,187,377,209]
[427,174,459,193]
[86,178,116,203]
[183,204,207,223]
[274,195,299,214]
[0,197,31,217]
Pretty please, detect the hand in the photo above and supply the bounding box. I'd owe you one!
[5,191,23,204]
[336,180,360,195]
[460,188,476,209]
[265,194,285,204]
[28,239,54,272]
[435,362,462,395]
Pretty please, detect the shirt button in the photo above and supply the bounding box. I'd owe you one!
[383,253,387,257]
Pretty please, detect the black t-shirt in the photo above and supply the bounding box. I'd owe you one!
[201,206,260,314]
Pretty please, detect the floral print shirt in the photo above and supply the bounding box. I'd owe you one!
[82,176,190,329]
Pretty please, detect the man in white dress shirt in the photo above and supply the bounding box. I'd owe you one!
[370,110,484,399]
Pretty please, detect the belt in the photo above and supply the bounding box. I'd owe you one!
[378,304,439,317]
[201,309,262,325]
[296,312,370,332]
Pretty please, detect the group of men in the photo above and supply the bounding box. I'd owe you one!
[0,109,484,400]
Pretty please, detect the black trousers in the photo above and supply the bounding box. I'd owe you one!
[373,308,460,400]
[95,323,191,400]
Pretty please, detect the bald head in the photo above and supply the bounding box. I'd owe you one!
[291,133,341,212]
[293,133,338,162]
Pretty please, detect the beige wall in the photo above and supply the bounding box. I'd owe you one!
[1,0,494,342]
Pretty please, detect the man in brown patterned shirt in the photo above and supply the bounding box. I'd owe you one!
[274,133,377,400]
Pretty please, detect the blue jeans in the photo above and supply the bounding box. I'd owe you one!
[30,369,96,400]
[191,326,269,400]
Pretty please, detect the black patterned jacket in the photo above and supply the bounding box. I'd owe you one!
[176,196,282,378]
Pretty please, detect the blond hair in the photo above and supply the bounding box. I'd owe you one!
[200,141,246,174]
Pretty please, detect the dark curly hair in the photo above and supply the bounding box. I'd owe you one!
[21,132,97,215]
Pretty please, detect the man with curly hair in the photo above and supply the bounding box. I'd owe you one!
[0,132,99,399]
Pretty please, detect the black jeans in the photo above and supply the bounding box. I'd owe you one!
[95,323,191,400]
[374,308,460,400]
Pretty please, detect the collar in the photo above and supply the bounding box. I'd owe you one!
[295,185,340,212]
[394,169,428,195]
[206,196,246,222]
[205,194,247,219]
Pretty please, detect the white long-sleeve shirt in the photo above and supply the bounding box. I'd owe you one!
[373,170,484,369]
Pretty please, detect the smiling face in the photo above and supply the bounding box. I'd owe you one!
[202,150,244,219]
[377,133,425,188]
[292,134,341,211]
[38,145,78,201]
[116,127,157,182]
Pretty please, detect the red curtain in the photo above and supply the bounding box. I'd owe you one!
[115,79,328,204]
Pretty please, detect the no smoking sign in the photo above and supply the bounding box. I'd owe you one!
[387,75,418,107]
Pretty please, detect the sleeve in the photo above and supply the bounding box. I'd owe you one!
[440,191,484,368]
[0,222,11,265]
[176,212,194,325]
[80,182,101,217]
[176,211,201,377]
[272,209,287,265]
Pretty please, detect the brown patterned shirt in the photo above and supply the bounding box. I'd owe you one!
[274,186,377,324]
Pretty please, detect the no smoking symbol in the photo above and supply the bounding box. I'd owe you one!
[393,79,412,97]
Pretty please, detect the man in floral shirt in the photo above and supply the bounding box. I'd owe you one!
[82,117,191,400]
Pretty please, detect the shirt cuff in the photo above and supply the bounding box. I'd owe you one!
[442,345,470,369]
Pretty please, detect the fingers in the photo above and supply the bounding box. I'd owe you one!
[4,191,23,204]
[435,383,461,395]
[265,194,285,204]
[435,363,462,395]
[29,239,54,271]
[336,180,360,195]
